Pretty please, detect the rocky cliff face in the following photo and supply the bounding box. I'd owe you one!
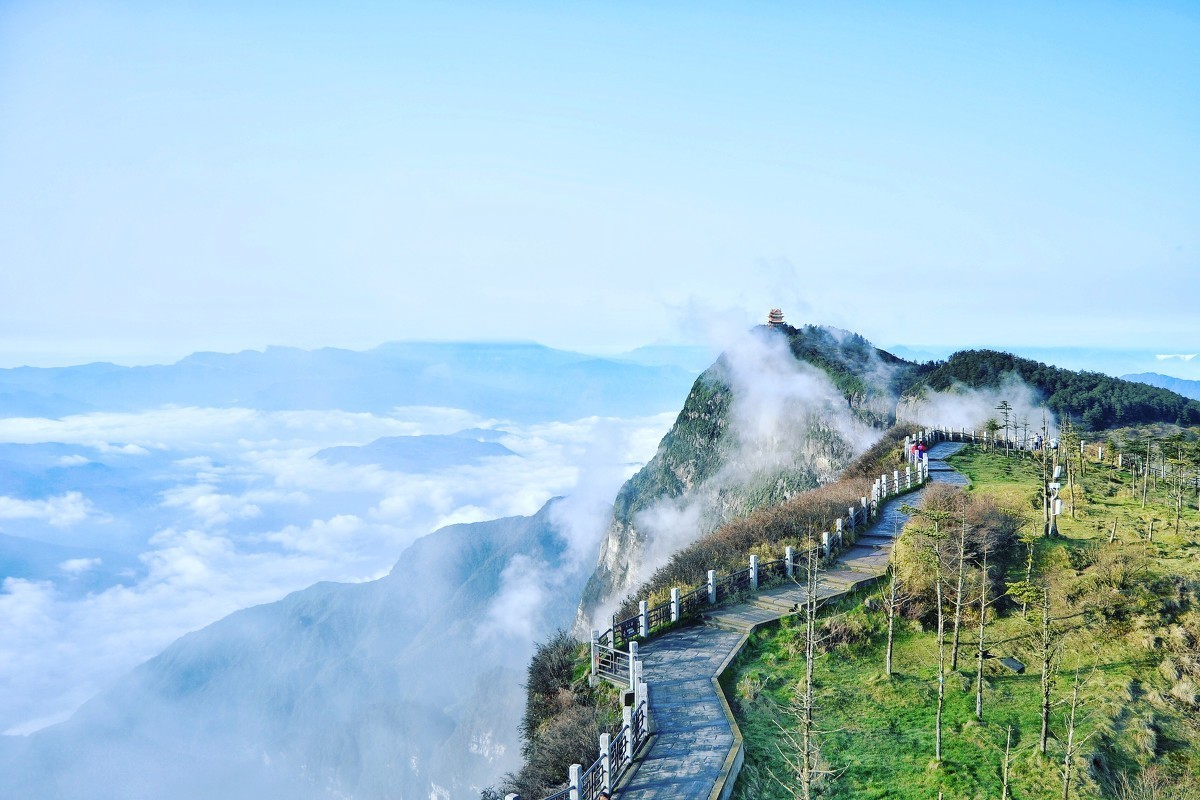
[575,324,912,632]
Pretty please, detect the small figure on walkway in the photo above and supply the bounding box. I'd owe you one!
[598,792,612,800]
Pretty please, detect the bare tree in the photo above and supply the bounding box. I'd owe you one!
[1060,669,1096,800]
[1038,588,1058,755]
[879,565,911,679]
[1142,438,1153,509]
[1059,419,1081,519]
[902,501,954,765]
[1001,726,1014,800]
[950,504,971,671]
[1005,581,1065,755]
[799,535,820,800]
[974,545,993,720]
[771,531,830,800]
[1017,521,1039,614]
[1041,410,1052,535]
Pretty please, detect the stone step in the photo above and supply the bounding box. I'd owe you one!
[703,615,755,634]
[818,569,863,587]
[704,605,780,633]
[752,596,801,614]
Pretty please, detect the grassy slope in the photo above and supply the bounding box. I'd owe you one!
[725,446,1200,800]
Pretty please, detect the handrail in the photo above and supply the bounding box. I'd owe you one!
[593,644,630,686]
[541,426,974,800]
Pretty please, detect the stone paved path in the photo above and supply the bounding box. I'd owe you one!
[615,442,966,799]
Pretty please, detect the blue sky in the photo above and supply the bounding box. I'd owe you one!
[1,1,1197,367]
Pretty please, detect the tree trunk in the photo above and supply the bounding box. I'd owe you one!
[1039,591,1052,755]
[800,537,819,800]
[975,552,988,720]
[1142,442,1150,509]
[951,516,968,671]
[1002,726,1012,800]
[1061,675,1081,800]
[885,571,898,678]
[935,544,946,765]
[1066,456,1077,519]
[1042,413,1051,536]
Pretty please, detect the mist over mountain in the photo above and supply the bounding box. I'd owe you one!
[0,501,581,799]
[577,324,908,629]
[0,339,681,795]
[575,331,1200,632]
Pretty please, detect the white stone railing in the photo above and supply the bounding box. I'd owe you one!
[526,426,973,800]
[519,664,650,800]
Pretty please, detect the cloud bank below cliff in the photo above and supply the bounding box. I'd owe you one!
[0,405,673,736]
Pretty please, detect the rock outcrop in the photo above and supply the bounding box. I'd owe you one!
[574,324,913,632]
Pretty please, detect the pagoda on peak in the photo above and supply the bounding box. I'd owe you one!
[767,308,785,327]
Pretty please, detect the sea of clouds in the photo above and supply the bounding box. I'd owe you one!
[0,404,674,736]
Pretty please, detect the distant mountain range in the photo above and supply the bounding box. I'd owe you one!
[1123,372,1200,401]
[0,342,698,422]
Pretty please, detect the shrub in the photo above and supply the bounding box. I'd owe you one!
[505,630,618,798]
[616,426,918,618]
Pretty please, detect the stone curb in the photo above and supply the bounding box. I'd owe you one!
[707,632,749,800]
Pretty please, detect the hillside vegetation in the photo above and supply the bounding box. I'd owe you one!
[614,425,916,620]
[577,324,910,624]
[904,350,1200,430]
[726,440,1200,800]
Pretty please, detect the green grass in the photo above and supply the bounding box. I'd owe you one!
[727,444,1200,800]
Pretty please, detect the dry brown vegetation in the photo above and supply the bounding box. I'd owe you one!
[890,483,1023,620]
[616,426,917,619]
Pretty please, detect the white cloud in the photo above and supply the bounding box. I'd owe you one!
[56,455,91,467]
[479,554,550,642]
[0,406,487,452]
[92,442,152,456]
[900,371,1055,437]
[59,558,101,574]
[160,483,263,528]
[0,405,675,737]
[0,492,95,527]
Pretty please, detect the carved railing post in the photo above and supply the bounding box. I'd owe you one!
[749,554,758,591]
[670,587,680,622]
[599,732,612,792]
[707,569,716,604]
[638,600,648,638]
[568,763,581,800]
[639,679,652,734]
[785,545,795,578]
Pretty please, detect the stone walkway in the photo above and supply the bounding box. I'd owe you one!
[615,442,966,799]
